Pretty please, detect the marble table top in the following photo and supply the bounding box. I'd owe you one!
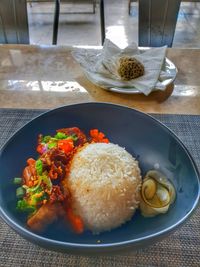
[0,44,200,114]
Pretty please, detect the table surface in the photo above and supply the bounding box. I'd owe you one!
[1,44,200,114]
[0,44,200,266]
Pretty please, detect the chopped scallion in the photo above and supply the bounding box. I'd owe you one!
[35,159,43,175]
[16,187,25,199]
[48,142,57,149]
[13,177,22,185]
[16,199,36,214]
[42,135,51,143]
[54,132,68,140]
[71,134,78,141]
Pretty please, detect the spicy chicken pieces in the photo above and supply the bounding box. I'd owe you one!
[18,127,87,233]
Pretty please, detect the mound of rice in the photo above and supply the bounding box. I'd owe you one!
[68,142,141,233]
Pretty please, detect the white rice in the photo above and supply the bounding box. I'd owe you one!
[68,142,142,233]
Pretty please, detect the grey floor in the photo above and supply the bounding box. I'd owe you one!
[27,0,200,48]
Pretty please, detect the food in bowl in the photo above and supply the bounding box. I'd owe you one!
[68,142,141,233]
[139,170,176,217]
[13,126,175,235]
[13,127,142,234]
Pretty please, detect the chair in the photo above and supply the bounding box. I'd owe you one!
[138,0,181,47]
[128,0,137,15]
[0,0,104,45]
[27,0,101,45]
[27,0,97,14]
[0,0,29,44]
[52,0,105,45]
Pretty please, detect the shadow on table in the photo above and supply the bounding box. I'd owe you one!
[77,76,174,105]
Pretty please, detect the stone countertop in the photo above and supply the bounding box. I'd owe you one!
[0,44,200,114]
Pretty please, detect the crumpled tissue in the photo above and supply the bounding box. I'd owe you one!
[72,39,176,95]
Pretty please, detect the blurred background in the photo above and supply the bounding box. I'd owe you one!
[28,0,200,47]
[1,0,200,48]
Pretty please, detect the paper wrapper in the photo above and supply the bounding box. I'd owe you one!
[72,39,175,95]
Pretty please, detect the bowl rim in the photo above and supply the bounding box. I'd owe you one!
[0,102,200,251]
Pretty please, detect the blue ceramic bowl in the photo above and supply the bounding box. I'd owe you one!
[0,103,199,253]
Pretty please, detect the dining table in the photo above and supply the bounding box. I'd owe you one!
[0,44,199,267]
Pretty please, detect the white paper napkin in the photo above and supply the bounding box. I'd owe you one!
[73,39,175,95]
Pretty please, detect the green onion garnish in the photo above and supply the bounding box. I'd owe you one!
[35,159,43,175]
[54,132,68,140]
[48,142,57,149]
[16,187,25,199]
[42,135,51,143]
[16,199,36,214]
[71,134,78,141]
[13,177,22,185]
